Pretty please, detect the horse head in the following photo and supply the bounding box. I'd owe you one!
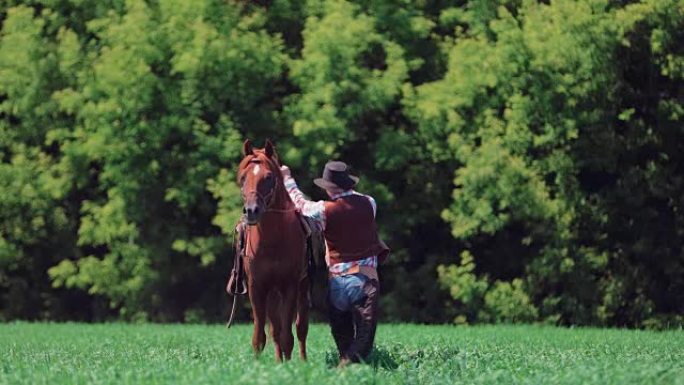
[238,139,282,225]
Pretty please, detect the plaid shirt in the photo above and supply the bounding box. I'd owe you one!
[283,175,378,275]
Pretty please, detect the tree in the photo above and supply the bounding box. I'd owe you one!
[408,0,684,327]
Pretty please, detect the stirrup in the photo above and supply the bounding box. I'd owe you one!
[226,268,247,296]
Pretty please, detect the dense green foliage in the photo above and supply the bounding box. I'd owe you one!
[0,0,683,327]
[1,323,683,384]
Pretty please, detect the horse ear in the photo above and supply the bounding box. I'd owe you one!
[242,139,253,157]
[264,139,275,158]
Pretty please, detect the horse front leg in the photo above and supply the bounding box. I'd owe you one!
[279,285,297,360]
[249,283,267,356]
[267,292,283,362]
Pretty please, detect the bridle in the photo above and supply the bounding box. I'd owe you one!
[240,156,298,217]
[240,159,278,213]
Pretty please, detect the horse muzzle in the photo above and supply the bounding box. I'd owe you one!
[243,202,262,225]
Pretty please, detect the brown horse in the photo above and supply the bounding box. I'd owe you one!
[237,139,309,361]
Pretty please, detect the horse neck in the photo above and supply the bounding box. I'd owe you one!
[267,179,295,213]
[250,182,296,243]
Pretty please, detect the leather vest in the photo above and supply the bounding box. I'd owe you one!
[324,194,390,265]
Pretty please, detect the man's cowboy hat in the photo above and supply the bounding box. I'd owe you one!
[313,161,359,191]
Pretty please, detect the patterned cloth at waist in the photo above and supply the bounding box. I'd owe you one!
[328,255,378,281]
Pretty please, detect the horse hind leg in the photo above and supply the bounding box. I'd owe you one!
[267,291,283,362]
[296,276,309,360]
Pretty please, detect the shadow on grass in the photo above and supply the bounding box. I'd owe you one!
[324,346,399,370]
[325,344,463,371]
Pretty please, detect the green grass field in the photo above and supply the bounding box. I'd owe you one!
[1,323,682,385]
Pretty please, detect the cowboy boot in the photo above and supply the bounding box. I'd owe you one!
[329,306,354,359]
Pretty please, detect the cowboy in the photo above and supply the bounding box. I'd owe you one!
[280,161,389,366]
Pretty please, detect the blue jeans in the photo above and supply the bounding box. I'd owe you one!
[328,273,380,363]
[328,273,369,312]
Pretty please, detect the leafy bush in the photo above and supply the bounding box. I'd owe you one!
[438,251,538,324]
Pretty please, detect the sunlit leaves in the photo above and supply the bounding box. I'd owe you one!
[287,0,408,163]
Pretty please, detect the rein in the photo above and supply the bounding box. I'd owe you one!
[226,221,248,328]
[226,212,299,328]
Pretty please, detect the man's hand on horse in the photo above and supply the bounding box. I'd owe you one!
[280,165,291,178]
